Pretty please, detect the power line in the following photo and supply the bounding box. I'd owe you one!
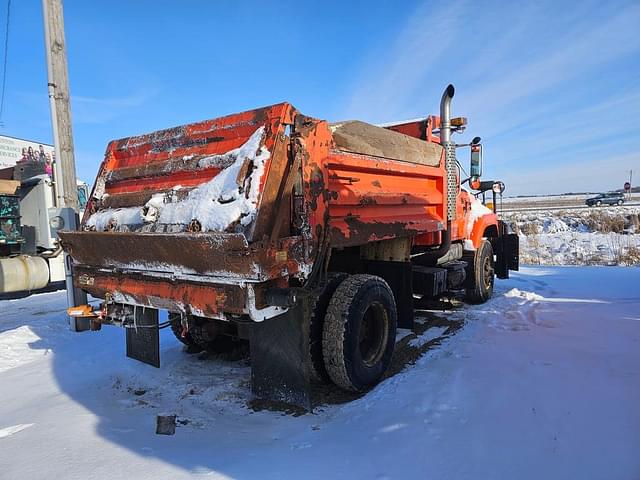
[0,0,10,127]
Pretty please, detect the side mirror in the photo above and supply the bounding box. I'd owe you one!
[470,142,483,178]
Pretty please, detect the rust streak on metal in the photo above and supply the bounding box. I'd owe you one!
[74,266,247,316]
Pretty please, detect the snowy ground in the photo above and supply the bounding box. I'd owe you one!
[503,207,640,265]
[1,266,639,479]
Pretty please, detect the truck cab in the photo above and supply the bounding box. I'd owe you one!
[0,162,89,296]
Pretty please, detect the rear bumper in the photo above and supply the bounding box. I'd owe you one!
[60,231,309,321]
[74,265,287,321]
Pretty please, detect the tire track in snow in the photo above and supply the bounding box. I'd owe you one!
[0,423,34,439]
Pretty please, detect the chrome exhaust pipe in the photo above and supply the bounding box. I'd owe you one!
[440,84,457,222]
[440,84,454,145]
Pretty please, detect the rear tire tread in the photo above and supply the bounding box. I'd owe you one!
[322,274,396,392]
[308,273,348,382]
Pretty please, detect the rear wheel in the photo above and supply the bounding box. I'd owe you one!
[322,274,397,392]
[169,313,240,355]
[596,200,602,206]
[308,273,348,382]
[617,199,623,206]
[464,240,495,304]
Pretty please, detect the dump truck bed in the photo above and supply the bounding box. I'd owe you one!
[61,103,449,320]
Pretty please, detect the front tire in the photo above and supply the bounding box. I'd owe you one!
[596,200,602,206]
[464,240,495,304]
[617,199,623,206]
[322,274,397,392]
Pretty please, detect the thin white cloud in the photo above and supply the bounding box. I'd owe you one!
[487,88,640,163]
[72,89,160,124]
[344,0,468,121]
[463,4,640,119]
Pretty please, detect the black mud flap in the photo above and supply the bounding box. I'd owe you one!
[249,295,312,410]
[125,308,160,368]
[495,233,519,279]
[505,233,520,271]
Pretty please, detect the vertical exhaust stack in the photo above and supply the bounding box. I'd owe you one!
[440,84,457,222]
[415,84,455,265]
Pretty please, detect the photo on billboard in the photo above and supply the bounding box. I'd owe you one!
[0,135,55,170]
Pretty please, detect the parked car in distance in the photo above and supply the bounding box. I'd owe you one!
[585,192,625,207]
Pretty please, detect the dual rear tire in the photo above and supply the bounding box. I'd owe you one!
[169,274,398,394]
[314,274,398,392]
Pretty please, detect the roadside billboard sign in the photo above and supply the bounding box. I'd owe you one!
[0,135,55,169]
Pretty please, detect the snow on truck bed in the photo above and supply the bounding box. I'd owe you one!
[1,266,639,479]
[86,127,269,233]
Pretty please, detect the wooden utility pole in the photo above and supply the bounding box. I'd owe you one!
[42,0,78,210]
[42,0,88,330]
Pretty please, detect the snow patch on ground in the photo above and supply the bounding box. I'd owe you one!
[503,206,640,265]
[0,326,49,373]
[408,326,448,348]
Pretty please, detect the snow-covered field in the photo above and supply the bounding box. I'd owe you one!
[503,206,640,265]
[1,266,639,479]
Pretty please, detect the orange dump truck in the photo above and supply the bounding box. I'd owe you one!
[61,85,518,408]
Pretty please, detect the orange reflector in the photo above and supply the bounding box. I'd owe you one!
[451,117,468,127]
[67,304,98,318]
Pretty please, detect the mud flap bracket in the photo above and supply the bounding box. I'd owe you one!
[125,308,160,368]
[249,293,312,410]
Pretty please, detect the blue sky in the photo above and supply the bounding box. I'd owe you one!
[1,0,638,195]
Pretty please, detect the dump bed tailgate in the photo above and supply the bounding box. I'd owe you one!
[83,103,294,238]
[64,102,302,275]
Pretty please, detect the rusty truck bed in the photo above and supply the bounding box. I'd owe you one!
[61,102,450,319]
